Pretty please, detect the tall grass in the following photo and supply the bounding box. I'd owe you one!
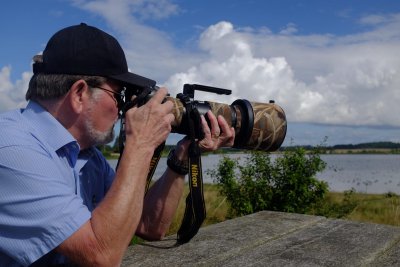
[344,192,400,226]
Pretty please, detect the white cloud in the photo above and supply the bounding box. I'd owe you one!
[72,0,180,21]
[165,21,298,103]
[0,66,30,112]
[359,14,390,26]
[279,23,298,35]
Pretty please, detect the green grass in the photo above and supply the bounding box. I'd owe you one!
[311,191,400,226]
[343,192,400,226]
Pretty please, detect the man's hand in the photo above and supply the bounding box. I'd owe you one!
[124,87,175,151]
[198,110,235,151]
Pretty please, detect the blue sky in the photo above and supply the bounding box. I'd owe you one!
[1,0,400,146]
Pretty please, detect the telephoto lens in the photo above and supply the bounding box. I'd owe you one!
[167,97,287,152]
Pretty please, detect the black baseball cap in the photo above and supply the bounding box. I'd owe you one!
[33,23,156,88]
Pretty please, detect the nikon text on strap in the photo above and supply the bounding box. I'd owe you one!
[176,141,206,244]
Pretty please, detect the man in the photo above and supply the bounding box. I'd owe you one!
[0,23,234,266]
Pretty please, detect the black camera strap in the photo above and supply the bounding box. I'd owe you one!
[145,142,165,193]
[176,142,206,244]
[176,95,206,244]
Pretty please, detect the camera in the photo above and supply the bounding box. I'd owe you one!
[122,81,287,152]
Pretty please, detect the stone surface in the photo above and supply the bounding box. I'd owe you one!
[122,211,400,266]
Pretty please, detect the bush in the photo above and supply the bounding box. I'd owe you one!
[208,147,328,217]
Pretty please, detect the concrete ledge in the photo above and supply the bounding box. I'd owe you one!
[122,211,400,266]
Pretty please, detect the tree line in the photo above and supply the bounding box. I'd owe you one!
[330,141,400,150]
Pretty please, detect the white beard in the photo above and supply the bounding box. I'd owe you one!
[84,90,116,146]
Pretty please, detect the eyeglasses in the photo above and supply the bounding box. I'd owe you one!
[94,86,125,109]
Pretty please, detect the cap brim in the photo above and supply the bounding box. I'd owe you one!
[109,72,156,89]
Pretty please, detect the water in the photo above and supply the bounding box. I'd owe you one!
[108,153,400,194]
[318,154,400,194]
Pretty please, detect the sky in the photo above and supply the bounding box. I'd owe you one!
[1,0,400,147]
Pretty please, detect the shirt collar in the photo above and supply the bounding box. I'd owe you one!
[22,100,78,152]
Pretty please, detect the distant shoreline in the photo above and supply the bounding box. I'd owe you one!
[104,148,400,160]
[324,148,400,154]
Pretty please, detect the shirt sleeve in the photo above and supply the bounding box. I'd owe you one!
[0,144,91,266]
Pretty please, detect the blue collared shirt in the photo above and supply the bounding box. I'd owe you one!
[0,101,115,266]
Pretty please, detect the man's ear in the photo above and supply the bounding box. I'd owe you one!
[69,80,89,114]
